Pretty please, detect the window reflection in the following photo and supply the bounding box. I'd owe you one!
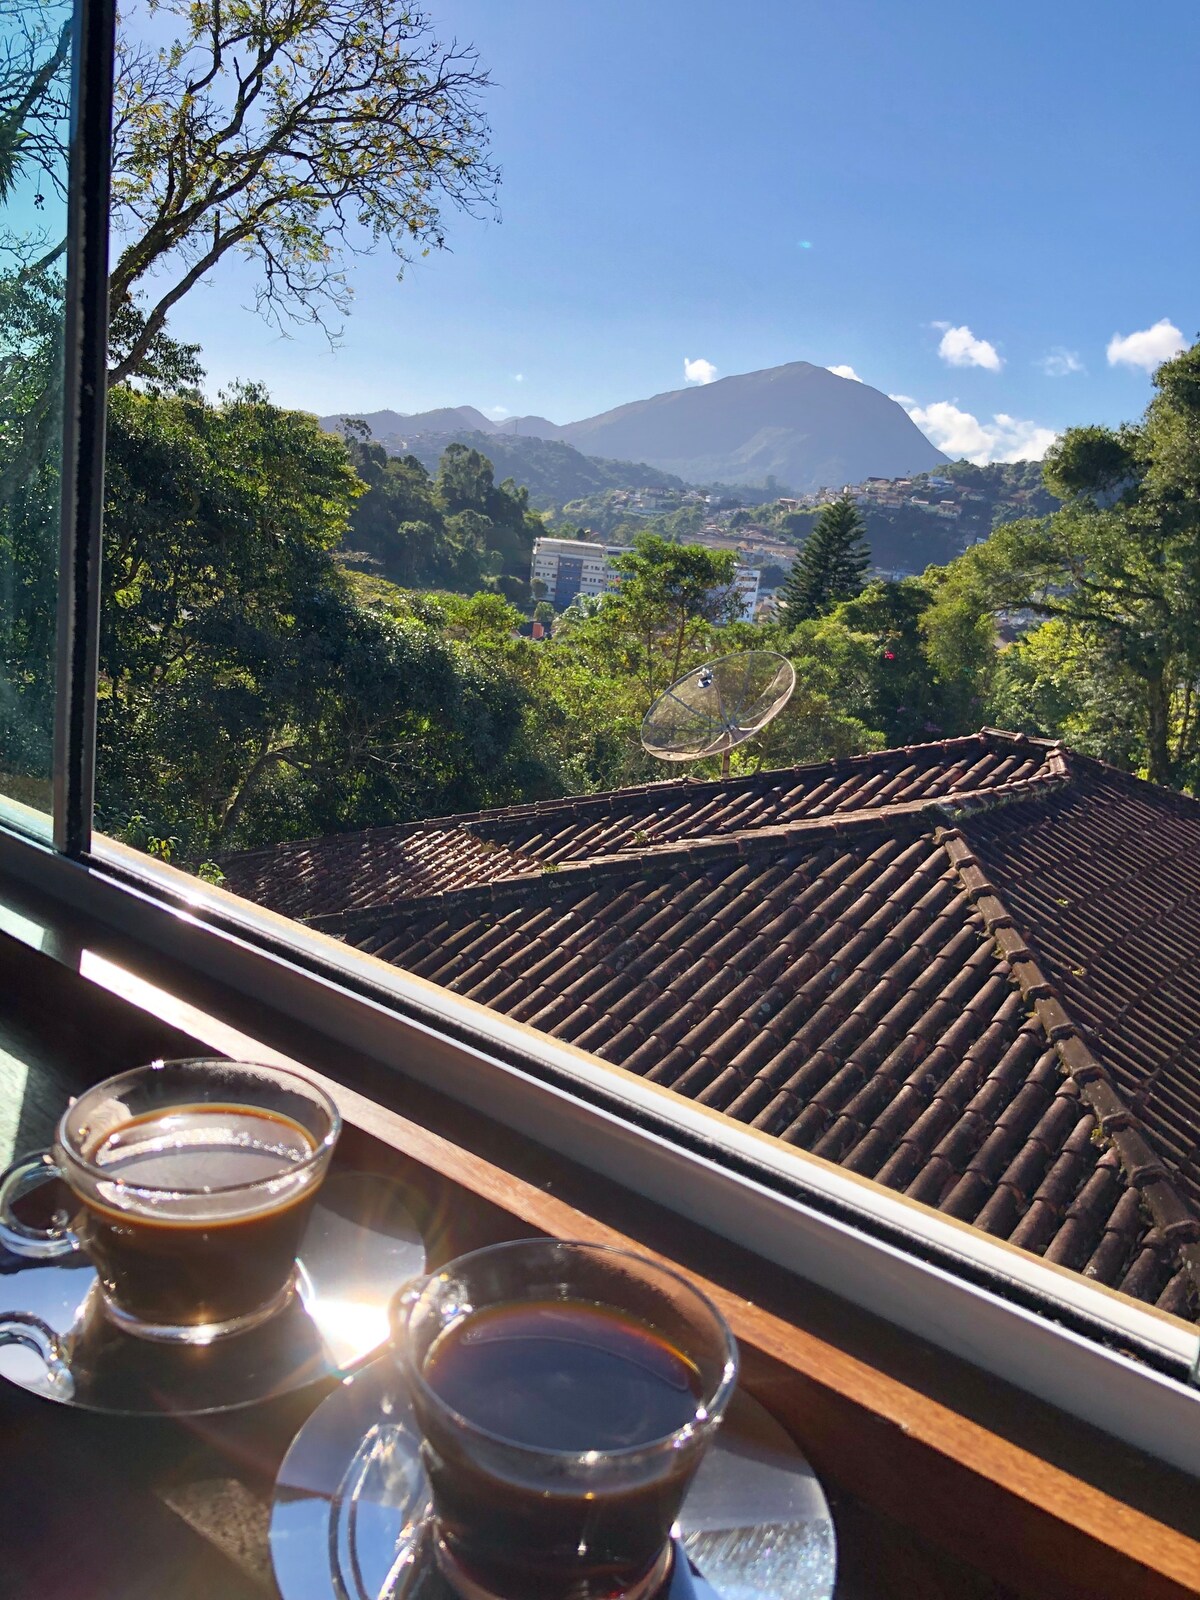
[0,0,75,830]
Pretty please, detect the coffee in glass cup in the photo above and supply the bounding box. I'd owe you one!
[0,1058,340,1342]
[390,1238,738,1600]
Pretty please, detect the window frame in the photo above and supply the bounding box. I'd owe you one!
[3,0,1198,1481]
[51,0,115,857]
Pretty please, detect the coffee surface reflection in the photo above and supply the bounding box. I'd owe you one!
[79,1103,319,1331]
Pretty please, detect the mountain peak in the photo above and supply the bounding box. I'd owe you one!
[554,361,945,490]
[321,361,945,492]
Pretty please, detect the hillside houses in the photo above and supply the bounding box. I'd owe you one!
[780,470,1040,524]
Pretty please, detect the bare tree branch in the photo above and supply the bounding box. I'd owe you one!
[108,0,498,378]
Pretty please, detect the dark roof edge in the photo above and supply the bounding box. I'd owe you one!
[936,825,1200,1303]
[214,816,473,875]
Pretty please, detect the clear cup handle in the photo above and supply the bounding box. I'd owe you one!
[0,1311,74,1397]
[387,1275,430,1344]
[0,1150,81,1260]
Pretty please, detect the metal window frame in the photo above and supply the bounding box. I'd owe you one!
[51,0,115,856]
[5,0,1200,1482]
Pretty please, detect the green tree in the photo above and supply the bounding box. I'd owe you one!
[0,266,65,801]
[0,4,71,209]
[106,0,497,383]
[97,388,552,853]
[929,340,1200,786]
[779,497,870,621]
[340,435,541,601]
[436,443,494,513]
[830,579,975,744]
[989,619,1145,772]
[608,534,740,696]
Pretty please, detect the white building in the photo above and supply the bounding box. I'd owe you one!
[532,537,760,622]
[530,537,625,609]
[727,565,761,621]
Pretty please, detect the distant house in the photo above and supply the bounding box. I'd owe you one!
[722,566,762,621]
[633,488,674,511]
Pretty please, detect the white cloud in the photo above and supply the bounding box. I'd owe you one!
[513,373,525,382]
[888,393,916,407]
[901,399,1057,465]
[1106,319,1186,373]
[684,356,718,385]
[1038,347,1084,377]
[934,322,1003,371]
[827,364,861,381]
[485,405,510,419]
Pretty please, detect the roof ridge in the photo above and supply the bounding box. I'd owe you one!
[936,824,1200,1305]
[305,835,743,936]
[453,740,995,831]
[308,764,1075,938]
[215,729,1062,870]
[1064,748,1200,814]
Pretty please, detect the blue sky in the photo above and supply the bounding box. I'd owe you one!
[164,0,1200,463]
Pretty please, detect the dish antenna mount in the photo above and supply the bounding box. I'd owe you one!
[640,651,796,778]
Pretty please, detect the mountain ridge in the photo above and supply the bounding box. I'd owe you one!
[321,360,946,493]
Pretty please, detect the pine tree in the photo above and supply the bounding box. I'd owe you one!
[779,496,871,621]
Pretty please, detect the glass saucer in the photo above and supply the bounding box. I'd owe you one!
[270,1355,837,1600]
[0,1172,425,1415]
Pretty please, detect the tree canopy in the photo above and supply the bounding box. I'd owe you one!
[97,387,554,857]
[607,534,740,697]
[928,341,1200,786]
[339,433,542,605]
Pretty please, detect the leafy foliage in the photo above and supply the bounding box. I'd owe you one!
[931,341,1200,785]
[97,388,554,855]
[0,3,71,212]
[340,433,543,603]
[0,265,66,802]
[607,534,740,697]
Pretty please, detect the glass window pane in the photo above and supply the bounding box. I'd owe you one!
[0,0,75,834]
[93,0,1200,1364]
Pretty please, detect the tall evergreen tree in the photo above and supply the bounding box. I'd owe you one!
[779,497,871,621]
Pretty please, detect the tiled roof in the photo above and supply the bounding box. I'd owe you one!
[216,826,538,923]
[218,731,1200,1320]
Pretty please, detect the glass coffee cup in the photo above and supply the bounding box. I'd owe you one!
[390,1238,739,1600]
[0,1058,340,1343]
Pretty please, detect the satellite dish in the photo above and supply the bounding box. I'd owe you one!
[640,651,796,776]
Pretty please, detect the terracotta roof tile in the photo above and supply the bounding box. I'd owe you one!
[218,731,1200,1321]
